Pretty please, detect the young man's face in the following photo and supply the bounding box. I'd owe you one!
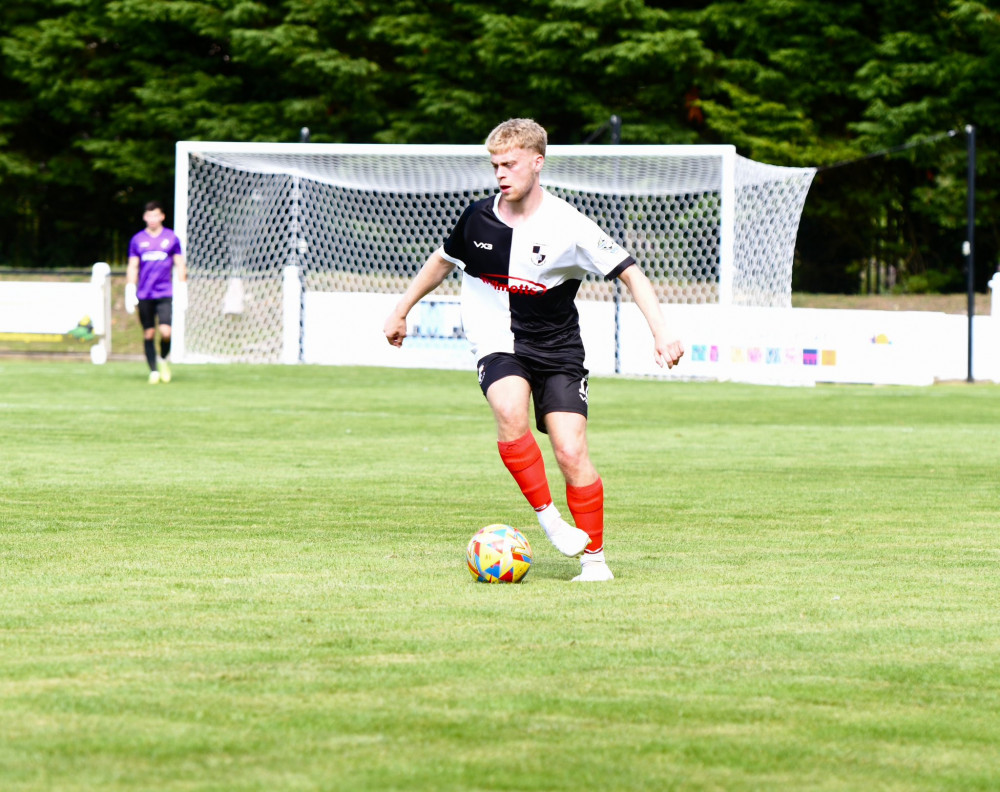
[490,147,544,204]
[143,208,165,230]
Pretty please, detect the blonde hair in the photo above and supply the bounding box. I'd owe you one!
[485,118,547,156]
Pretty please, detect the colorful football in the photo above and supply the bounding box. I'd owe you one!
[466,524,532,583]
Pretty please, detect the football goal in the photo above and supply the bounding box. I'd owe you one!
[173,142,815,366]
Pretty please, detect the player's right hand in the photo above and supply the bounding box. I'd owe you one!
[125,283,138,314]
[383,313,407,347]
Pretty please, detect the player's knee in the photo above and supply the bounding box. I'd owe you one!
[492,404,530,438]
[553,438,589,474]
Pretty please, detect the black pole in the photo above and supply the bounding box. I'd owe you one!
[965,124,976,383]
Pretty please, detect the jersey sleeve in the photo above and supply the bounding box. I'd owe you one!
[169,232,183,256]
[127,233,140,258]
[441,202,477,269]
[574,212,635,280]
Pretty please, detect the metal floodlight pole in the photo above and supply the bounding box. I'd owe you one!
[965,124,976,383]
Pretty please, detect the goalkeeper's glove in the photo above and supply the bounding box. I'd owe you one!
[125,283,138,314]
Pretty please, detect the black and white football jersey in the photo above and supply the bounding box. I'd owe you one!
[440,190,635,362]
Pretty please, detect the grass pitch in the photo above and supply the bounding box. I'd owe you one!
[1,361,999,791]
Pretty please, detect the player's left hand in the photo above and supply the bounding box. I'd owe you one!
[654,336,684,369]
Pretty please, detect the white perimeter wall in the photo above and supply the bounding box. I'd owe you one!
[0,263,112,363]
[303,291,1000,386]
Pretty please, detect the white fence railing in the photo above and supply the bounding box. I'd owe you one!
[0,263,112,363]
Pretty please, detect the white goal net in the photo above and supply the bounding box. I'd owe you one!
[174,142,814,365]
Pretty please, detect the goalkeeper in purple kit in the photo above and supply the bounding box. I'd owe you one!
[126,201,187,384]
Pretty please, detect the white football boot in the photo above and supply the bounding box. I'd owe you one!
[158,358,171,383]
[148,370,160,385]
[542,515,590,558]
[572,551,615,582]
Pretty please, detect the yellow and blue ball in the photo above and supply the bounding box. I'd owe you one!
[466,524,532,583]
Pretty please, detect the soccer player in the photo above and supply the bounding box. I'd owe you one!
[126,201,187,384]
[383,118,684,581]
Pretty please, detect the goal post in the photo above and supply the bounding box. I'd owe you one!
[173,141,815,366]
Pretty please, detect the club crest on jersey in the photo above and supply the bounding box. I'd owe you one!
[597,233,621,252]
[530,244,547,266]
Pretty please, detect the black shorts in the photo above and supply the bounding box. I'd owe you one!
[138,298,173,330]
[477,352,589,434]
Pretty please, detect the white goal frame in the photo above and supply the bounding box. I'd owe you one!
[173,141,815,366]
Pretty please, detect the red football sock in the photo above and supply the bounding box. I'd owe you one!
[497,431,553,512]
[567,477,604,553]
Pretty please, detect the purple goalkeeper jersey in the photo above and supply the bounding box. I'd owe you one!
[129,228,183,299]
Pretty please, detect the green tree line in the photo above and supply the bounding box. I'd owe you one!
[1,0,997,293]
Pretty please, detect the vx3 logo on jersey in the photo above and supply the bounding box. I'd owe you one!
[480,274,547,296]
[474,241,493,250]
